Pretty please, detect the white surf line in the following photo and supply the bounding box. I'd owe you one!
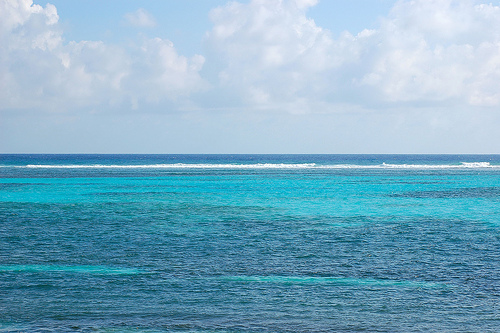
[1,161,498,169]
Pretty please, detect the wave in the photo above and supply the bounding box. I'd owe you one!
[17,163,316,169]
[1,161,498,169]
[377,162,496,169]
[0,264,142,275]
[218,275,447,288]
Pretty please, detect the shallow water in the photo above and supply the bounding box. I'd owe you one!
[1,155,499,332]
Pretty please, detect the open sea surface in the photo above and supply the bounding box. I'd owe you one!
[1,154,499,332]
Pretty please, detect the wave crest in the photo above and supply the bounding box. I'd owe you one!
[0,162,497,169]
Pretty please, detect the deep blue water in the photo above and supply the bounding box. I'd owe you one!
[1,154,499,332]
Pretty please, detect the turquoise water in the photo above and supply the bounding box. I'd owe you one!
[1,155,499,332]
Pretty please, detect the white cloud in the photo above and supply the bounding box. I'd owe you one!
[206,0,357,112]
[207,0,500,111]
[124,8,157,28]
[358,0,500,106]
[4,0,500,115]
[0,0,58,31]
[123,38,207,107]
[0,0,205,112]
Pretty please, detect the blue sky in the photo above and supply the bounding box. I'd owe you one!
[2,0,500,153]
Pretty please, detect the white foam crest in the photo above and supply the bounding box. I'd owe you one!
[460,162,492,168]
[372,162,495,169]
[19,163,318,169]
[1,162,497,169]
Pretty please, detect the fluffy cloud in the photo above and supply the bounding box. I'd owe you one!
[4,0,500,115]
[0,0,205,112]
[206,0,357,112]
[124,8,157,28]
[0,0,58,31]
[124,38,206,108]
[360,0,500,106]
[207,0,500,110]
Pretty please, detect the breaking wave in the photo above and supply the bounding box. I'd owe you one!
[1,161,498,169]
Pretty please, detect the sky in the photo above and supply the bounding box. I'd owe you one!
[2,0,500,153]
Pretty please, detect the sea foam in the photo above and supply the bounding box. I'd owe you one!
[2,161,496,169]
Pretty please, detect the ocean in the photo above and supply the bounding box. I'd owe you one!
[0,154,499,332]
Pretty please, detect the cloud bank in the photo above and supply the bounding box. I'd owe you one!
[0,0,205,112]
[2,0,500,114]
[360,0,500,106]
[206,0,500,110]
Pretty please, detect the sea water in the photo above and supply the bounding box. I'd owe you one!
[0,154,499,332]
